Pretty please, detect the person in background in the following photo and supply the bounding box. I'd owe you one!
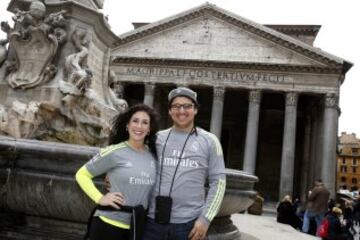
[75,104,159,240]
[247,193,264,216]
[343,199,356,237]
[302,179,330,235]
[276,195,302,229]
[322,207,353,240]
[352,195,360,226]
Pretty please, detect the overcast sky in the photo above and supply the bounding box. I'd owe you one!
[0,0,359,136]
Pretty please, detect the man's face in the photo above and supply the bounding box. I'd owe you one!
[169,96,197,130]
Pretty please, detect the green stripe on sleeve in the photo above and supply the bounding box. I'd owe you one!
[100,142,126,157]
[207,133,223,156]
[205,179,226,221]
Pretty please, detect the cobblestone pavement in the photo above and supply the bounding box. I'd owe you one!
[231,213,319,240]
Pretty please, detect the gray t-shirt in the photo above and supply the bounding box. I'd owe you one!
[85,141,157,224]
[148,127,226,224]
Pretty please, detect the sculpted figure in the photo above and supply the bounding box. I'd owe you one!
[0,39,8,67]
[108,69,128,112]
[0,22,10,67]
[43,9,68,43]
[12,1,46,39]
[64,29,92,92]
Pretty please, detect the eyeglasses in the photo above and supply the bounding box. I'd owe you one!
[170,103,194,111]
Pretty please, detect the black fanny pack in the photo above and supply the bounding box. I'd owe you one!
[85,205,146,240]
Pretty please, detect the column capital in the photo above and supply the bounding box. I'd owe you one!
[285,92,299,106]
[324,93,338,108]
[213,86,225,99]
[249,90,262,103]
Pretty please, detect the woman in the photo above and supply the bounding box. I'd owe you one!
[75,104,159,240]
[320,207,353,240]
[277,195,302,229]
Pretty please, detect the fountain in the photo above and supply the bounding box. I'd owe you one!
[0,1,258,239]
[0,136,258,239]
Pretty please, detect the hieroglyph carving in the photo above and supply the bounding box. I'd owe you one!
[1,1,67,89]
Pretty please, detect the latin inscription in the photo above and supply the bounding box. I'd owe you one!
[121,66,287,84]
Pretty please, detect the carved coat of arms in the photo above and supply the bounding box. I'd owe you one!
[7,29,58,89]
[1,1,67,89]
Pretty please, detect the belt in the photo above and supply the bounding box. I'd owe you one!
[97,205,136,213]
[96,204,146,240]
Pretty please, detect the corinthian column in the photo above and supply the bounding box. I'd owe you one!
[143,82,155,107]
[300,115,312,202]
[243,90,262,174]
[210,86,225,139]
[279,92,299,200]
[321,93,339,196]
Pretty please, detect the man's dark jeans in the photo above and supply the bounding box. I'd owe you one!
[142,218,195,240]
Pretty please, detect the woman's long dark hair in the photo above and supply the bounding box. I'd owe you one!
[108,104,159,158]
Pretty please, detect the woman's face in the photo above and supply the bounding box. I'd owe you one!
[126,111,151,143]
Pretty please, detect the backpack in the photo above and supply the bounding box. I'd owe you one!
[317,217,329,238]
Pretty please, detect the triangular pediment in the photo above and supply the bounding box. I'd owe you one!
[112,3,351,72]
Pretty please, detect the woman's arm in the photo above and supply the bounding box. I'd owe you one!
[75,166,125,208]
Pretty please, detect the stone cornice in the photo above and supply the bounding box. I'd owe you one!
[265,25,321,36]
[113,3,352,74]
[111,56,342,74]
[130,23,322,36]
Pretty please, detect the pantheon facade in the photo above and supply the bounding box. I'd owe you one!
[109,3,352,201]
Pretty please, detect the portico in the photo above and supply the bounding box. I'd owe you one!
[110,3,351,200]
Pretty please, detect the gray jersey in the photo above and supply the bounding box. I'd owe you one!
[148,127,226,225]
[85,141,156,224]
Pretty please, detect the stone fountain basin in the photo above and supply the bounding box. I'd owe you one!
[0,136,257,223]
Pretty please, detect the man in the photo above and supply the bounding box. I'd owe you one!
[302,179,330,235]
[143,87,226,240]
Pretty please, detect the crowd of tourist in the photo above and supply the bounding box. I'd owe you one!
[276,180,360,240]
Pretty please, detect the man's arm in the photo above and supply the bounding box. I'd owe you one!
[307,187,319,201]
[189,133,226,240]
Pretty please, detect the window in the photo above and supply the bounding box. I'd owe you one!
[352,148,358,154]
[341,166,347,173]
[352,178,357,184]
[353,158,358,165]
[353,167,357,173]
[342,157,346,164]
[341,177,347,182]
